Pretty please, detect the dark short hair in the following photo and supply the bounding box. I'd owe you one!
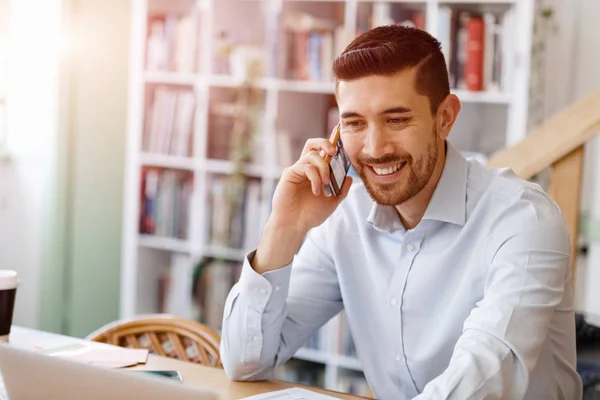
[333,25,449,114]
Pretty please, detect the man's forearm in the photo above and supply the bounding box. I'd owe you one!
[252,219,306,274]
[220,258,293,381]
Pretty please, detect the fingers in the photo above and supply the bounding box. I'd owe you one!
[282,163,324,196]
[304,165,322,196]
[301,138,336,158]
[303,150,331,184]
[282,163,353,200]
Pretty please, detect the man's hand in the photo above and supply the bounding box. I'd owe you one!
[252,135,353,274]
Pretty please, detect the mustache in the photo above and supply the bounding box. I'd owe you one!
[358,154,412,165]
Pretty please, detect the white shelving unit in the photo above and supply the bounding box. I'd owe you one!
[121,0,534,394]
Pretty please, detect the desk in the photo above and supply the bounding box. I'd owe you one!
[7,326,365,400]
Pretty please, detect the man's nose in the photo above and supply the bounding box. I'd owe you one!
[364,127,394,159]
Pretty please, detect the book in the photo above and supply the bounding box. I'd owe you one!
[139,168,192,239]
[146,12,196,73]
[144,86,195,156]
[441,9,509,92]
[466,16,485,91]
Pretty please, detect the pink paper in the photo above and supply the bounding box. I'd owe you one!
[63,348,149,365]
[45,344,149,368]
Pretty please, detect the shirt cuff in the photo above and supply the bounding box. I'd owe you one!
[239,250,292,313]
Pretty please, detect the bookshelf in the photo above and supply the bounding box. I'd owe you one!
[121,0,534,395]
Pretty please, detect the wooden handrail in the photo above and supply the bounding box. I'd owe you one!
[487,89,600,179]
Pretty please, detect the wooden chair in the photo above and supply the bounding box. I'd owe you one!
[86,314,222,368]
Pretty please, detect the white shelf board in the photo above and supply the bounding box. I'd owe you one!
[453,89,511,104]
[204,159,264,178]
[208,75,335,95]
[293,348,363,371]
[293,348,331,364]
[281,0,349,2]
[138,235,191,253]
[145,71,197,85]
[440,0,515,3]
[336,354,363,371]
[353,0,427,3]
[283,0,425,2]
[265,167,284,180]
[209,74,271,90]
[140,153,197,170]
[203,245,247,262]
[276,79,335,94]
[209,76,510,101]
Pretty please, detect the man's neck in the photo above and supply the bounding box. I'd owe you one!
[395,142,447,230]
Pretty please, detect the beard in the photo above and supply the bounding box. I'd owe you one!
[355,129,440,206]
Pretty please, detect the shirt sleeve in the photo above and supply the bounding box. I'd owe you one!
[413,188,580,399]
[220,225,344,381]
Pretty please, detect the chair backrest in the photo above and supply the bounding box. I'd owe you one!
[86,314,222,368]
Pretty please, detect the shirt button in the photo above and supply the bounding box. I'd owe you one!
[253,335,259,341]
[390,298,397,306]
[406,243,415,251]
[275,284,281,292]
[260,288,267,295]
[395,354,402,361]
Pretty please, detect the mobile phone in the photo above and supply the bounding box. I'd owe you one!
[322,123,352,197]
[131,370,183,381]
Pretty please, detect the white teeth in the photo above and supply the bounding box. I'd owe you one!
[373,163,403,176]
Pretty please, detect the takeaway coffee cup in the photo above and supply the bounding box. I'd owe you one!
[0,270,18,342]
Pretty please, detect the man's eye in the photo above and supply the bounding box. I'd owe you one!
[388,118,406,124]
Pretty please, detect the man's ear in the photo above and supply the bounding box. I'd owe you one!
[436,94,461,140]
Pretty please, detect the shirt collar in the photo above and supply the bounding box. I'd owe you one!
[366,142,469,232]
[422,142,468,226]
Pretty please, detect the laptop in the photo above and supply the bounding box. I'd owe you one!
[0,343,221,400]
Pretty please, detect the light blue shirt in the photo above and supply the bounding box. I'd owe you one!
[220,143,583,399]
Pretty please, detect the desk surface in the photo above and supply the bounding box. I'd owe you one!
[8,326,365,400]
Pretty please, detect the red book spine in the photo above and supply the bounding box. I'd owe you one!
[466,17,484,91]
[413,13,426,31]
[296,31,309,80]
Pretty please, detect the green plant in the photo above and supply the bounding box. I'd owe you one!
[214,38,264,248]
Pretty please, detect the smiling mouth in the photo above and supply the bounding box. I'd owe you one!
[371,161,407,176]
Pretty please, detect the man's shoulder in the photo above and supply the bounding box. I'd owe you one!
[468,161,567,235]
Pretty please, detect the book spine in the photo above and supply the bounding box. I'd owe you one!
[466,16,484,91]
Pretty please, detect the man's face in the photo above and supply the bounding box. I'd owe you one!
[337,68,443,206]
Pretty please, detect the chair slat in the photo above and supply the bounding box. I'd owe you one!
[194,342,211,365]
[168,333,189,361]
[125,334,140,348]
[148,332,166,356]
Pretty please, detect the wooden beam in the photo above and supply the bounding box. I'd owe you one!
[547,146,584,285]
[486,89,600,180]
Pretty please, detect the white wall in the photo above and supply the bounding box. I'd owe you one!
[0,0,63,328]
[0,0,129,335]
[569,0,600,315]
[0,163,44,327]
[537,0,600,314]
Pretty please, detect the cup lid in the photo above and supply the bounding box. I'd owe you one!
[0,270,18,290]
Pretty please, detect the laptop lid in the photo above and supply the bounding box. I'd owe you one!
[0,343,221,400]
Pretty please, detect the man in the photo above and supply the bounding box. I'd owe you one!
[220,25,583,399]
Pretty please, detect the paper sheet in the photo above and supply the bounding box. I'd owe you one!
[241,388,342,400]
[42,343,149,368]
